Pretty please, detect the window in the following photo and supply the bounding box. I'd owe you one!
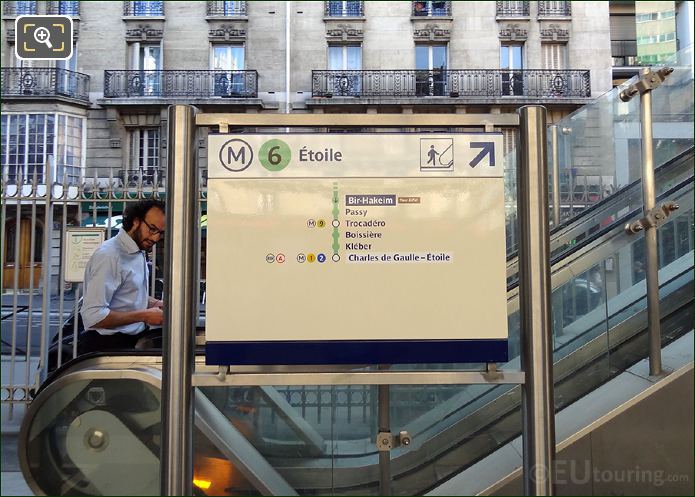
[327,45,362,95]
[636,10,675,22]
[325,1,363,17]
[207,1,246,16]
[129,43,162,95]
[541,43,567,70]
[415,45,447,96]
[128,129,160,185]
[538,1,571,17]
[124,0,163,16]
[500,44,523,96]
[496,1,529,17]
[328,45,362,70]
[57,1,80,15]
[55,44,78,95]
[1,113,84,184]
[412,1,450,16]
[212,45,245,96]
[56,115,83,184]
[11,1,37,15]
[1,114,54,183]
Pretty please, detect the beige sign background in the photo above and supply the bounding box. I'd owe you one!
[206,134,508,344]
[64,228,105,282]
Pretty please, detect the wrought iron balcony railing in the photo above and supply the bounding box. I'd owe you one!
[324,1,364,17]
[538,1,571,17]
[123,0,164,16]
[412,1,451,16]
[312,69,591,99]
[2,1,37,15]
[46,1,80,15]
[206,0,246,16]
[1,67,91,102]
[496,1,529,17]
[103,70,259,98]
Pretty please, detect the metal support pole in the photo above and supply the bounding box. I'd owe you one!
[618,66,673,376]
[550,125,560,227]
[39,156,54,385]
[161,105,198,496]
[638,80,662,376]
[378,382,391,496]
[518,106,555,496]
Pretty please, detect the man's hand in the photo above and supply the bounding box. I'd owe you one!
[142,307,164,326]
[148,297,164,309]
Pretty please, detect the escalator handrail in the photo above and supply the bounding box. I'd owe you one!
[506,174,694,292]
[505,146,694,264]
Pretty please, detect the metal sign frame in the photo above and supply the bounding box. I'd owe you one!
[162,107,555,496]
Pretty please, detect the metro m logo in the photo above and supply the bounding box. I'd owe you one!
[219,138,254,172]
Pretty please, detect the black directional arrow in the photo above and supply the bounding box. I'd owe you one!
[469,142,496,168]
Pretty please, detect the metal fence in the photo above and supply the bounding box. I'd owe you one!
[0,165,207,419]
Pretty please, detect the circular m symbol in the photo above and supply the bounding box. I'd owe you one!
[219,138,254,172]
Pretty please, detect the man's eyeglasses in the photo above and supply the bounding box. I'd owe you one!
[143,219,165,238]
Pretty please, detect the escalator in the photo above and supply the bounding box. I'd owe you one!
[18,148,694,496]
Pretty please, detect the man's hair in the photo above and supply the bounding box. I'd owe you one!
[122,199,166,231]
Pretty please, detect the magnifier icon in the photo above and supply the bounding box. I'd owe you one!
[33,27,53,49]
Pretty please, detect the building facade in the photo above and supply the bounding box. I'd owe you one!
[1,1,614,180]
[2,0,616,291]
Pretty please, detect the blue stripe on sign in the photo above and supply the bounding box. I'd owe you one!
[205,340,508,365]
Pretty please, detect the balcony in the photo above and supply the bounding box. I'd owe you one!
[412,1,451,17]
[46,1,80,15]
[206,0,246,17]
[123,0,163,16]
[2,1,37,16]
[312,69,591,99]
[324,1,364,17]
[538,1,571,17]
[103,70,258,99]
[496,1,529,17]
[1,67,90,103]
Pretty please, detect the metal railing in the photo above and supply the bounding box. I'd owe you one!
[496,0,529,17]
[206,0,246,16]
[538,0,571,17]
[103,70,258,98]
[312,69,591,98]
[2,1,37,15]
[324,0,364,17]
[0,168,209,416]
[412,1,451,16]
[123,0,164,16]
[118,168,166,187]
[0,67,91,103]
[46,1,80,15]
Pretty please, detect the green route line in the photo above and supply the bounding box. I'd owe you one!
[332,183,340,257]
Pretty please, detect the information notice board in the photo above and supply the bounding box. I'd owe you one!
[64,228,105,282]
[206,133,508,365]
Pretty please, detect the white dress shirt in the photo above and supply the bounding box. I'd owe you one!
[81,229,149,335]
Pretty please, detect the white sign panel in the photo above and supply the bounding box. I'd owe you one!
[206,134,508,365]
[64,228,105,282]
